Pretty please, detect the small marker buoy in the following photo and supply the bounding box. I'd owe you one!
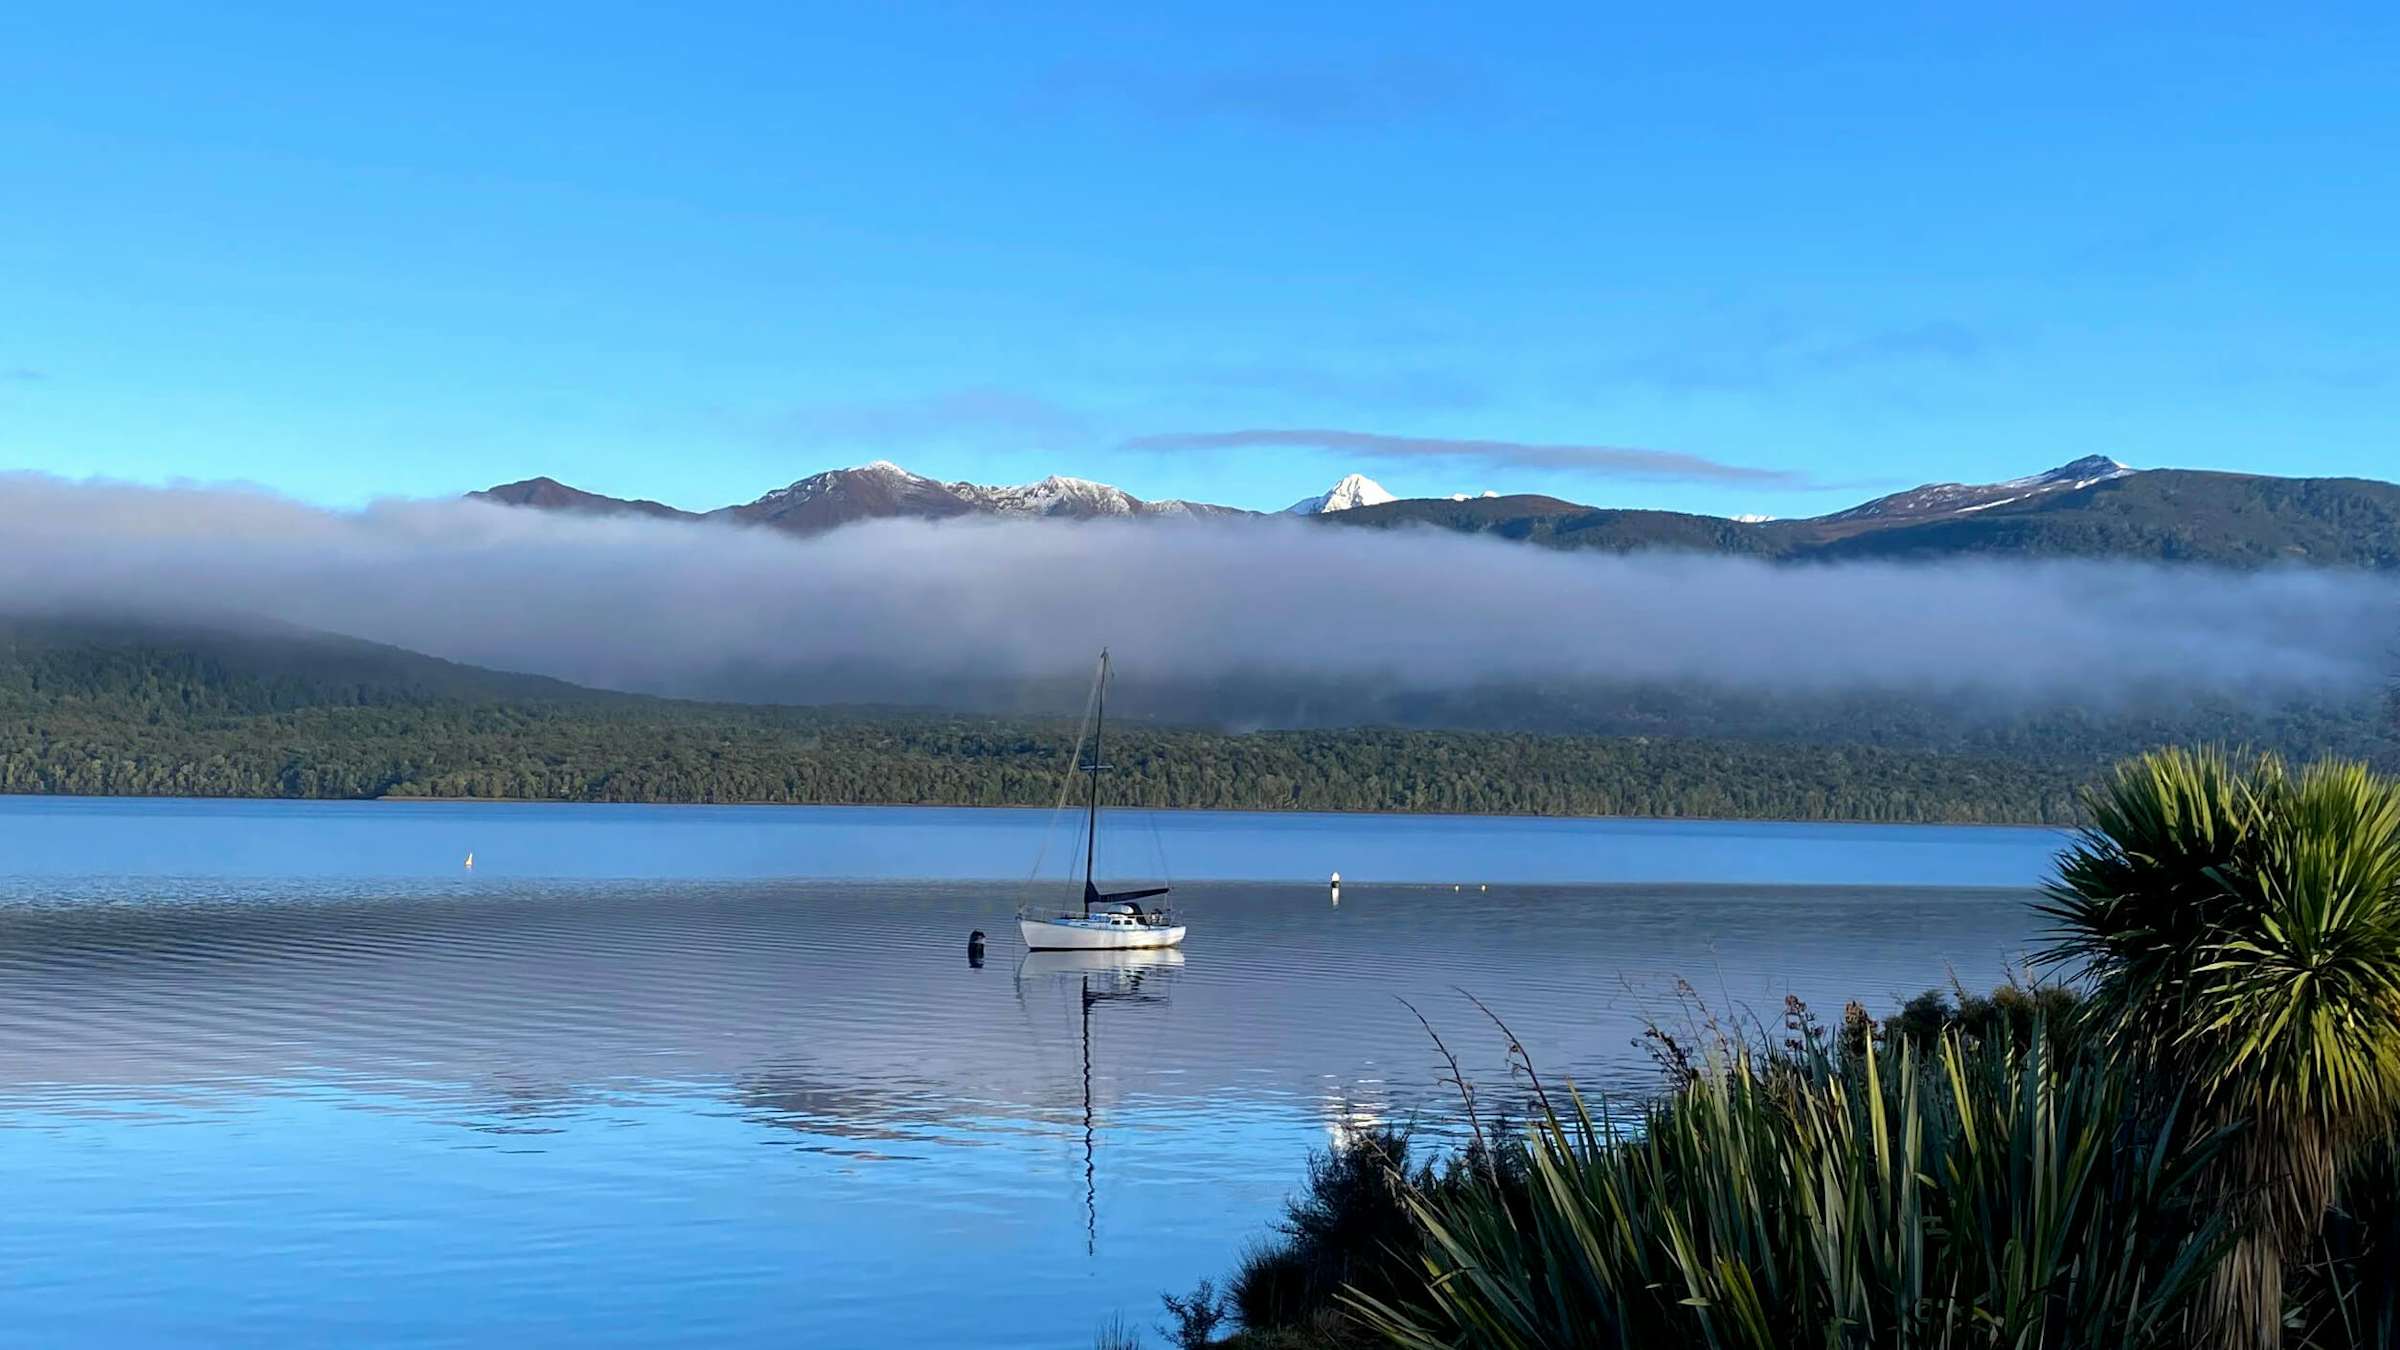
[967,930,987,968]
[1479,884,1487,892]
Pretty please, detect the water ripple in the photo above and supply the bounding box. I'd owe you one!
[0,867,2043,1346]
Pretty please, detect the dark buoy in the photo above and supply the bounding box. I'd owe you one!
[967,929,987,968]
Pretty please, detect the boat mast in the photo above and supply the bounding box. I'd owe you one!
[1083,649,1108,912]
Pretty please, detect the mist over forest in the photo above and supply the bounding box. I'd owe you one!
[1,472,2393,748]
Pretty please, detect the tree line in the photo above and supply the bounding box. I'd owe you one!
[0,630,2108,822]
[0,697,2100,823]
[5,621,2387,825]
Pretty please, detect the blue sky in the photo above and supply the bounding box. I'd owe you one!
[1,2,2393,515]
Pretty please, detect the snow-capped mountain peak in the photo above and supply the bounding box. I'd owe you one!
[1285,473,1398,515]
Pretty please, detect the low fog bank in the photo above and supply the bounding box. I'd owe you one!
[1,474,2394,721]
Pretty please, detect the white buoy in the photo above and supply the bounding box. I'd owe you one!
[1329,870,1341,906]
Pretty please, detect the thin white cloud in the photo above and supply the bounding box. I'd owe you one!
[1122,427,1817,487]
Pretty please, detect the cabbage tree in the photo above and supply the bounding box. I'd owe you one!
[2041,748,2400,1348]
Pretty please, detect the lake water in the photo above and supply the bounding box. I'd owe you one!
[0,798,2065,1347]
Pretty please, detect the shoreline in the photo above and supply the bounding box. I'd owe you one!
[0,787,2074,831]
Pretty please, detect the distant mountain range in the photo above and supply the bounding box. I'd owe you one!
[472,455,2400,568]
[473,460,1246,531]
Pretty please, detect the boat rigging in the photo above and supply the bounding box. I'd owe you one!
[1017,650,1186,952]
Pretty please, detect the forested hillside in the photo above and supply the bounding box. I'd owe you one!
[1327,469,2400,568]
[2,620,2388,825]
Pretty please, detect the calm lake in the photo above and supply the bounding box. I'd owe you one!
[0,797,2065,1347]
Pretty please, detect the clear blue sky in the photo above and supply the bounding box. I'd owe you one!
[1,2,2392,515]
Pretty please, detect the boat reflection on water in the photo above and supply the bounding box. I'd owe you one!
[1018,947,1186,982]
[1014,948,1184,1254]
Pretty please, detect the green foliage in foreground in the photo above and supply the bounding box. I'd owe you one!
[1354,1033,2229,1349]
[2041,749,2400,1347]
[0,623,2115,822]
[1164,750,2400,1350]
[1191,1004,2400,1350]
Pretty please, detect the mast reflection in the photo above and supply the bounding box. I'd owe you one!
[1014,948,1183,1255]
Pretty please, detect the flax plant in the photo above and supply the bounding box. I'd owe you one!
[1348,1031,2224,1349]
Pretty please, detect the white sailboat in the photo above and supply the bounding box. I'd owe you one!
[1018,651,1186,952]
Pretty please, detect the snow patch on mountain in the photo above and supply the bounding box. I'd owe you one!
[957,474,1143,517]
[747,460,940,509]
[724,462,1251,527]
[1827,456,2136,522]
[1998,455,2133,491]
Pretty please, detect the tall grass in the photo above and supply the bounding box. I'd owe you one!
[1197,994,2400,1349]
[1174,750,2400,1347]
[1344,1028,2227,1349]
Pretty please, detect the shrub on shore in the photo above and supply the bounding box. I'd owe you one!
[1185,981,2188,1349]
[1134,1005,2400,1349]
[1130,749,2400,1350]
[1354,1027,2226,1348]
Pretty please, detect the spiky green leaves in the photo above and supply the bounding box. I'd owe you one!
[1346,1037,2226,1349]
[2037,748,2400,1347]
[2041,749,2400,1148]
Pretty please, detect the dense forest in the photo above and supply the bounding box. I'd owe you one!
[1,618,2388,825]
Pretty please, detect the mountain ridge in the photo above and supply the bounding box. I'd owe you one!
[699,460,1250,531]
[466,458,2400,569]
[469,476,698,520]
[1323,461,2400,568]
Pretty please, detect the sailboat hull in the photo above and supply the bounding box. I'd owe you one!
[1019,917,1187,951]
